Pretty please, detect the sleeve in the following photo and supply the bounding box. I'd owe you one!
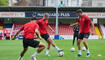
[46,20,49,25]
[35,24,39,32]
[36,19,42,24]
[19,25,24,30]
[85,15,92,23]
[36,24,39,29]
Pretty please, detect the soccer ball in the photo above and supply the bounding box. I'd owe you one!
[82,47,86,51]
[70,48,75,52]
[58,52,64,57]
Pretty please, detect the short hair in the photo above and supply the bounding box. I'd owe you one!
[76,9,83,13]
[44,13,49,17]
[31,17,37,20]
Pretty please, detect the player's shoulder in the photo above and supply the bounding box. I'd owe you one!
[25,21,34,25]
[83,14,88,18]
[31,21,38,25]
[30,21,39,28]
[39,18,44,21]
[46,20,48,22]
[37,18,44,23]
[24,22,28,26]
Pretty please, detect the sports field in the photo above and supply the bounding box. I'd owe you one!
[0,39,105,60]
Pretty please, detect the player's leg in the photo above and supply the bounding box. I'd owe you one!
[77,39,82,56]
[77,33,83,57]
[83,38,88,50]
[18,48,28,60]
[72,35,76,47]
[37,42,45,53]
[47,37,64,52]
[83,38,90,57]
[41,34,51,56]
[18,37,29,60]
[77,35,79,46]
[46,41,51,56]
[32,42,45,60]
[42,34,63,52]
[47,37,56,47]
[83,33,90,57]
[20,48,28,57]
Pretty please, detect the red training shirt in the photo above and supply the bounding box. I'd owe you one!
[78,14,92,33]
[20,21,39,39]
[36,18,48,35]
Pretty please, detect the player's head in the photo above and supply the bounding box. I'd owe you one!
[76,9,83,17]
[31,17,37,21]
[43,13,49,20]
[61,1,63,4]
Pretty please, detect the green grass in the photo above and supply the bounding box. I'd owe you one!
[0,39,105,60]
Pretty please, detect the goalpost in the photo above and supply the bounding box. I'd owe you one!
[55,0,59,35]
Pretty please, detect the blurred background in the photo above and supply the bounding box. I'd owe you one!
[0,0,105,7]
[0,0,105,40]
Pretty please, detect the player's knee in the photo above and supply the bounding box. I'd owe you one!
[39,42,45,48]
[48,38,52,41]
[42,43,45,49]
[83,40,86,44]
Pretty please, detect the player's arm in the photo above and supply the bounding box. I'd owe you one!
[12,29,23,40]
[48,25,55,32]
[70,22,79,26]
[36,19,41,24]
[35,29,42,40]
[12,25,24,40]
[77,27,80,32]
[90,21,95,35]
[86,15,95,35]
[73,27,75,32]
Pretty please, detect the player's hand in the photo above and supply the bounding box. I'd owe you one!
[52,30,55,33]
[39,37,43,40]
[12,36,15,40]
[91,32,94,35]
[70,24,73,26]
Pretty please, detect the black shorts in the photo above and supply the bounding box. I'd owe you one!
[78,33,90,40]
[41,34,49,41]
[23,37,40,48]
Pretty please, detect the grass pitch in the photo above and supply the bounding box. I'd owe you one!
[0,39,105,60]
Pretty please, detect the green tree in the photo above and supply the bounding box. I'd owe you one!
[0,0,9,6]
